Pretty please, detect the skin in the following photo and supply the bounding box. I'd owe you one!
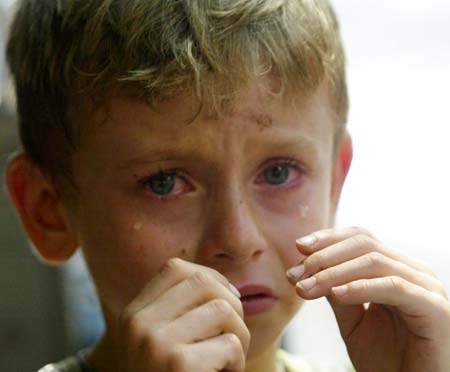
[6,78,450,372]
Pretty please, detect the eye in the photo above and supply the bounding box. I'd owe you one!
[256,159,304,187]
[143,170,190,198]
[263,163,290,185]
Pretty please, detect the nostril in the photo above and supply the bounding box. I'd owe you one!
[212,250,262,263]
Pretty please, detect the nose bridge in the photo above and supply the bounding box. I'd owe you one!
[201,179,266,264]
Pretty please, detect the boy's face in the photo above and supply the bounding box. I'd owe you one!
[69,79,344,354]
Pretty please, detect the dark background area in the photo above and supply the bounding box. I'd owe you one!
[0,108,70,371]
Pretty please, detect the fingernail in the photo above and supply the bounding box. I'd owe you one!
[332,285,348,297]
[296,234,316,247]
[286,264,305,280]
[297,277,317,291]
[229,283,241,298]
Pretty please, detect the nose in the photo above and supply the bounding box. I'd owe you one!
[198,184,267,265]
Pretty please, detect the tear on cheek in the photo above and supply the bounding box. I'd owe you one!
[133,222,143,231]
[298,204,310,218]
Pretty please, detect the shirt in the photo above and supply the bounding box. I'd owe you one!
[38,348,355,372]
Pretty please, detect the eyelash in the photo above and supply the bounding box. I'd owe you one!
[141,159,306,201]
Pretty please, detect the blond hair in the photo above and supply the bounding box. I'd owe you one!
[6,0,348,193]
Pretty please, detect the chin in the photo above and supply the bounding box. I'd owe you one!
[244,313,286,359]
[245,297,302,358]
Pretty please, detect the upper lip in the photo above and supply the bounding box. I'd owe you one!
[234,284,276,299]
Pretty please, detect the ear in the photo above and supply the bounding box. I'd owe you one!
[329,132,353,223]
[6,153,79,264]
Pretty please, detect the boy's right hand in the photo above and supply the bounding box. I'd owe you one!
[117,258,250,372]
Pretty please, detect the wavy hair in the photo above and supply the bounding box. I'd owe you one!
[6,0,348,194]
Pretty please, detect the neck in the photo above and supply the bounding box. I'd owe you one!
[245,338,283,372]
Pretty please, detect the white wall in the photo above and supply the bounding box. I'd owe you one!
[285,0,450,366]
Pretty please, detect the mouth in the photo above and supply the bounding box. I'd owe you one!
[235,284,277,316]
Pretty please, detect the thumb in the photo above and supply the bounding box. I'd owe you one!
[326,296,366,341]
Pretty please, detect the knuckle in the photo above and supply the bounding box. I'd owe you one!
[224,333,242,352]
[365,251,385,268]
[387,276,405,292]
[351,233,376,249]
[142,330,161,355]
[118,308,133,328]
[209,298,232,316]
[308,251,327,272]
[325,268,339,283]
[356,278,370,293]
[235,299,245,319]
[119,310,141,339]
[316,268,336,285]
[206,267,229,286]
[119,311,166,356]
[168,345,190,371]
[191,271,215,290]
[161,257,184,276]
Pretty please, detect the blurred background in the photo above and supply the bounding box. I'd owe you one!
[1,0,449,370]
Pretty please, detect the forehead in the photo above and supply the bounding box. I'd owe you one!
[105,81,331,132]
[82,81,335,169]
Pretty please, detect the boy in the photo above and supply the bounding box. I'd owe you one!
[5,0,450,371]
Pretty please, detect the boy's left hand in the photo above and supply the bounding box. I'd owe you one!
[287,227,450,372]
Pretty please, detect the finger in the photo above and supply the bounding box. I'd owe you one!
[294,252,448,300]
[294,227,438,279]
[163,298,250,355]
[295,226,376,253]
[170,333,246,372]
[125,258,238,314]
[151,270,244,322]
[326,296,366,342]
[330,276,450,339]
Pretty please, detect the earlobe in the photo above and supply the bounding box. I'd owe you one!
[330,132,353,220]
[6,153,79,263]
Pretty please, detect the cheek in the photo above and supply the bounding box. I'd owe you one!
[264,184,331,268]
[78,203,197,313]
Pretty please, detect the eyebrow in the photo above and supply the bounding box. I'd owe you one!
[118,123,320,170]
[118,132,322,172]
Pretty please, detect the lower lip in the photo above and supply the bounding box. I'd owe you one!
[241,296,276,316]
